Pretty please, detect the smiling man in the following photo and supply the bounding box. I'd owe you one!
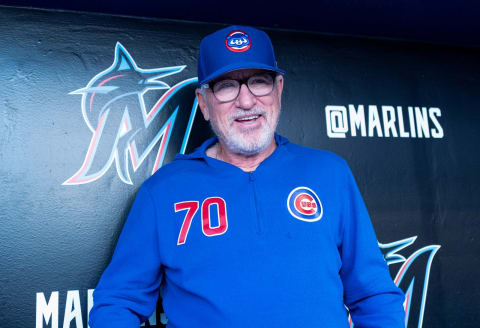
[197,68,282,171]
[90,25,405,328]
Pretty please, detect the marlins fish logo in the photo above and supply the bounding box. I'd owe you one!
[348,236,440,328]
[64,42,198,185]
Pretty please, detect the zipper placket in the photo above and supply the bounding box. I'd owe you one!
[249,171,263,234]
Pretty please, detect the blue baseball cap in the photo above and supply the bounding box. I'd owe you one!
[198,25,286,85]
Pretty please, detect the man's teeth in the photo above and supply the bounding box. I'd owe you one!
[237,115,260,121]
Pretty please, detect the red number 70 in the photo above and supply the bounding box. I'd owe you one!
[174,197,228,245]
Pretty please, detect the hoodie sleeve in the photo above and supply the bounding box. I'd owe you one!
[339,162,405,328]
[89,184,163,328]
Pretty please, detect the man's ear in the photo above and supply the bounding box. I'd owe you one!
[276,75,284,98]
[275,75,284,108]
[195,88,210,121]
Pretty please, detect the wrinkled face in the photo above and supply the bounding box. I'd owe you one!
[196,69,284,155]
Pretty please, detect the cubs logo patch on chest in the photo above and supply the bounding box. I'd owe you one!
[287,187,323,222]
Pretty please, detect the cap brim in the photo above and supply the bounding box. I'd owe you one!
[199,62,286,85]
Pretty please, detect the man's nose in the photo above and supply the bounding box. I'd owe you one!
[235,83,256,109]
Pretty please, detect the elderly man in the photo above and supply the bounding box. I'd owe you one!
[90,26,405,328]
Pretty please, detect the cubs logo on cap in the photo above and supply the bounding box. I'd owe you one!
[197,25,285,85]
[225,30,251,52]
[287,187,323,222]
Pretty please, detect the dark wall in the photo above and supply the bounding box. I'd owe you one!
[0,6,479,328]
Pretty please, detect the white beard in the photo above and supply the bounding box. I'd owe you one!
[209,106,279,156]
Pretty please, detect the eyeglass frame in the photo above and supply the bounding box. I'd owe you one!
[200,71,279,103]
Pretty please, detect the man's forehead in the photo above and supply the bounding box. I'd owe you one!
[218,68,273,80]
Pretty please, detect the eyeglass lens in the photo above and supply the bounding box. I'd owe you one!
[212,73,274,102]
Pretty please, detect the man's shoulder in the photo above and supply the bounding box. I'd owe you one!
[142,155,206,189]
[281,140,355,188]
[284,140,348,168]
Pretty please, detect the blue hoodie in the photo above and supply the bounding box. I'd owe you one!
[90,134,405,328]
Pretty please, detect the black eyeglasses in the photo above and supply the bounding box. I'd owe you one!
[202,72,277,103]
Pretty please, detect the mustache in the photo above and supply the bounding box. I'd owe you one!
[229,107,267,121]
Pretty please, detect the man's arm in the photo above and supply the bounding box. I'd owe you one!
[339,163,405,328]
[89,184,163,328]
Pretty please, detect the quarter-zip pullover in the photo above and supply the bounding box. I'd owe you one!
[90,134,405,328]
